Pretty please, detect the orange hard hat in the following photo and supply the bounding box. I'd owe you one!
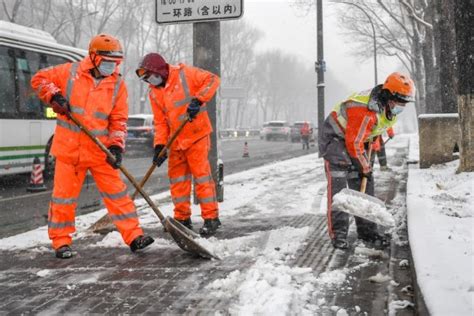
[383,72,415,102]
[89,34,123,60]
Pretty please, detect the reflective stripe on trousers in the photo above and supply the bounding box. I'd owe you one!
[48,160,143,249]
[168,136,218,220]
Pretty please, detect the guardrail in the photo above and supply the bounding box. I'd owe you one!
[219,129,260,138]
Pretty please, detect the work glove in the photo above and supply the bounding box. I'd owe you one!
[187,98,202,121]
[50,93,70,115]
[351,158,372,179]
[106,145,122,169]
[153,144,168,167]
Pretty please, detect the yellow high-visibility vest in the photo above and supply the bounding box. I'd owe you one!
[331,89,396,141]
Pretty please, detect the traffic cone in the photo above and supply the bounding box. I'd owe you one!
[242,142,250,158]
[27,157,47,192]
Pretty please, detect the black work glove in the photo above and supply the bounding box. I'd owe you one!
[106,145,122,169]
[153,144,168,167]
[50,93,71,115]
[187,98,202,121]
[351,158,372,179]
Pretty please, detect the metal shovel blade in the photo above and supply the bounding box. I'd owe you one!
[332,188,395,227]
[164,217,221,260]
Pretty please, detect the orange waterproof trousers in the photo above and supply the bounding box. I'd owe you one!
[48,160,143,249]
[168,136,218,220]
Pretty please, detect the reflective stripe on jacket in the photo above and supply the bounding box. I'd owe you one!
[149,63,220,150]
[31,56,128,165]
[327,87,397,171]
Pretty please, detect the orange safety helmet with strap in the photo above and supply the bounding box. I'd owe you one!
[382,72,415,103]
[89,34,124,67]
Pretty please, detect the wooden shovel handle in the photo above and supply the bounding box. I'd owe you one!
[130,117,188,200]
[360,145,373,194]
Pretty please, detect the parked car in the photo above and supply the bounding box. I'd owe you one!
[290,121,316,142]
[127,114,154,146]
[261,121,290,141]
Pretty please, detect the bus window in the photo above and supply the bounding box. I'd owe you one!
[0,47,16,117]
[16,51,42,118]
[17,49,69,119]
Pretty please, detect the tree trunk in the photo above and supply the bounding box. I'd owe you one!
[421,2,440,113]
[453,0,474,172]
[434,0,458,113]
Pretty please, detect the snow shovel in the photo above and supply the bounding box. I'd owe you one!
[67,113,219,259]
[88,118,188,233]
[332,146,395,227]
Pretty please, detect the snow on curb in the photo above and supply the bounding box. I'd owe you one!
[407,136,473,316]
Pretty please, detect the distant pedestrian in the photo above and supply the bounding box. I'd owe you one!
[300,121,311,150]
[319,72,415,250]
[136,53,222,237]
[31,34,154,259]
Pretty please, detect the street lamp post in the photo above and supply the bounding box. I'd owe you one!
[340,2,378,85]
[316,0,325,150]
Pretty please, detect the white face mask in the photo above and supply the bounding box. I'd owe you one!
[98,60,116,76]
[146,74,163,86]
[391,104,405,115]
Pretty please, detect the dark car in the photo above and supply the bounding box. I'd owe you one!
[127,114,154,146]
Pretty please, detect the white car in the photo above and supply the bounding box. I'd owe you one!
[260,121,291,141]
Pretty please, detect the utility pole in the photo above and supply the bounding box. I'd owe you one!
[316,0,325,154]
[193,21,221,199]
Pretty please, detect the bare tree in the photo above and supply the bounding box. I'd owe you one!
[453,0,474,172]
[1,0,23,22]
[433,0,458,113]
[220,19,262,128]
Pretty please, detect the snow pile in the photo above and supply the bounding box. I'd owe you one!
[332,189,395,227]
[407,137,473,315]
[90,231,126,248]
[354,245,388,259]
[388,300,414,316]
[368,272,391,283]
[194,234,260,259]
[207,226,320,315]
[36,269,51,277]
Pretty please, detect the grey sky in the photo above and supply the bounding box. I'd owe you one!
[243,0,401,94]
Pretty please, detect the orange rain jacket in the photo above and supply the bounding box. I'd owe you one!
[300,122,311,136]
[31,56,143,249]
[31,56,128,165]
[371,127,394,152]
[149,63,220,149]
[148,63,220,220]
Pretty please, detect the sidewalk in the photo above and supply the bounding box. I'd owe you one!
[0,136,415,315]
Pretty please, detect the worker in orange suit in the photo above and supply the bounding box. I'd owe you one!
[300,121,311,150]
[319,72,415,250]
[135,53,221,237]
[31,34,154,259]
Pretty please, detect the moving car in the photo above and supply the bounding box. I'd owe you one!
[261,121,290,141]
[127,114,154,146]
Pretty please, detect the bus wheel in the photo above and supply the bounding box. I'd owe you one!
[44,138,55,179]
